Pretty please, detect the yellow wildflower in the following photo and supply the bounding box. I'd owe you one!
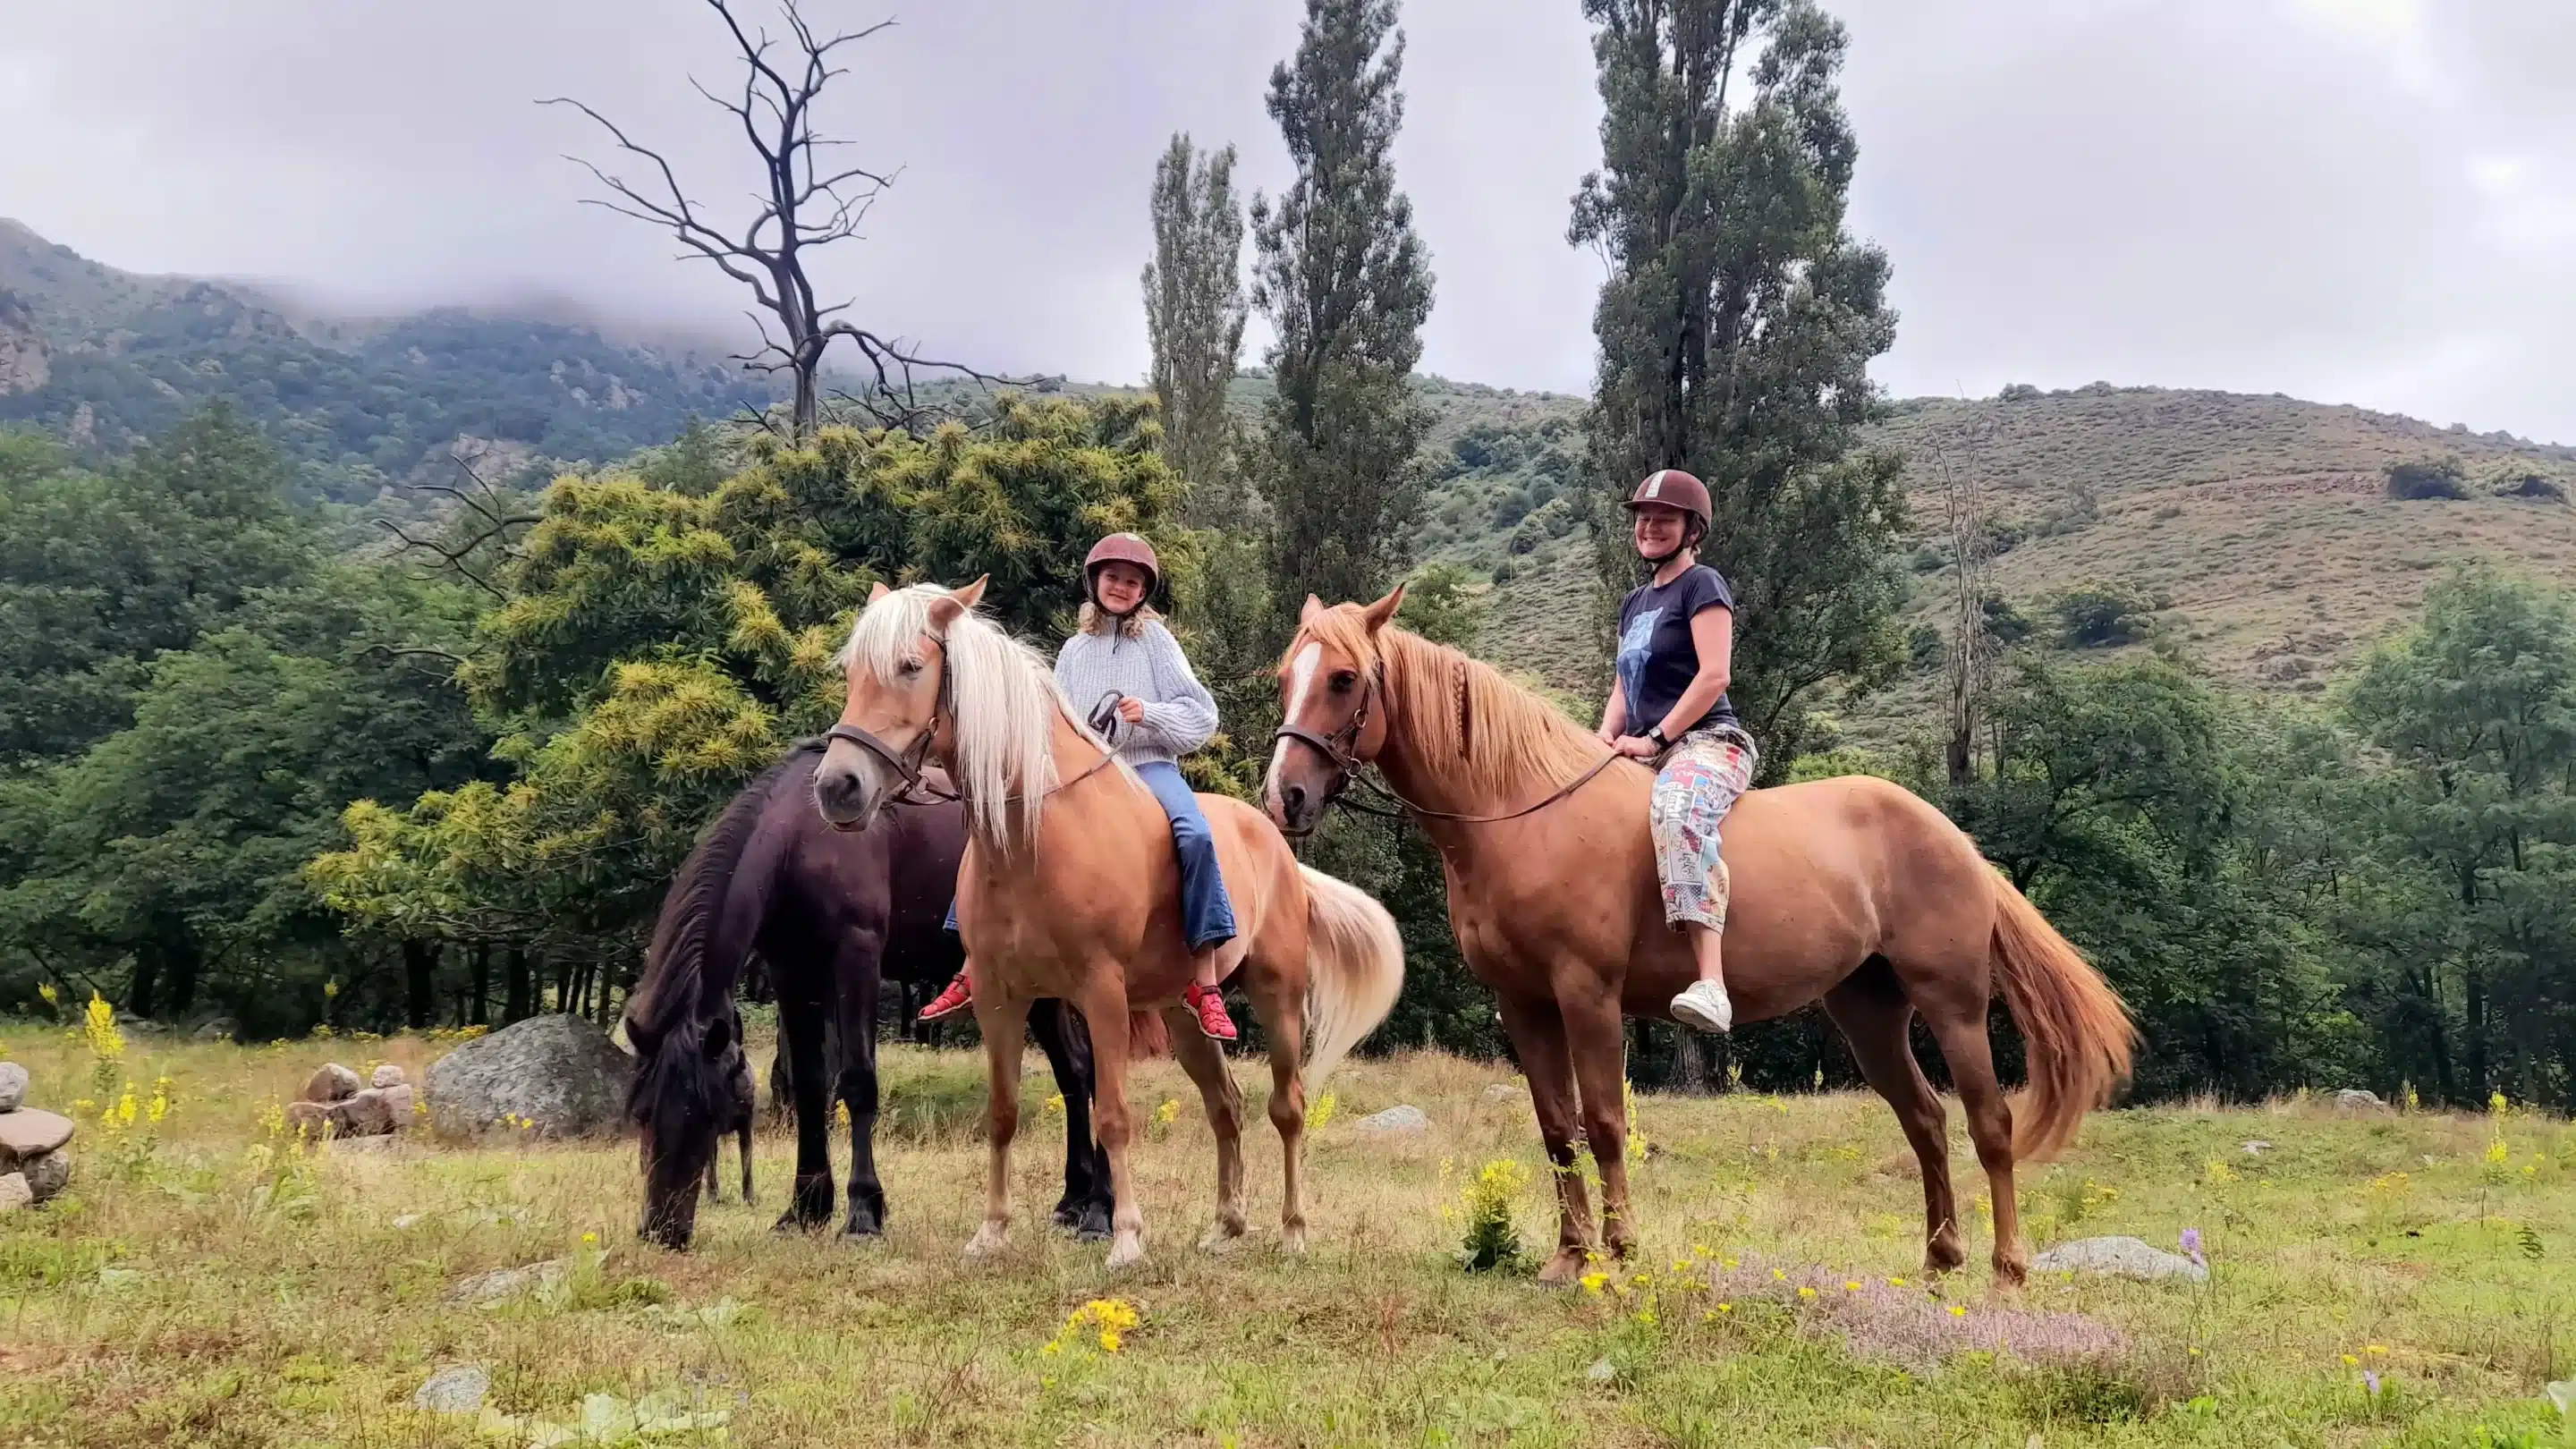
[1045,1092,1065,1115]
[2341,1354,2360,1367]
[1580,1271,1609,1294]
[1797,1286,1818,1301]
[1309,1092,1337,1131]
[2365,1343,2389,1355]
[1843,1280,1862,1292]
[38,982,58,1007]
[581,1232,600,1246]
[1716,1301,1732,1314]
[1155,1098,1180,1128]
[1888,1276,1909,1288]
[1948,1304,1968,1318]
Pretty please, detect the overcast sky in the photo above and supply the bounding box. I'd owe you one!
[2,0,2569,443]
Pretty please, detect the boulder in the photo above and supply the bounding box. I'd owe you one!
[0,1107,73,1159]
[413,1365,490,1415]
[332,1088,397,1138]
[1354,1105,1431,1137]
[0,1173,28,1214]
[0,1061,26,1113]
[445,1258,568,1305]
[284,1100,332,1135]
[190,1016,240,1042]
[426,1014,633,1139]
[370,1063,409,1089]
[2334,1089,2385,1111]
[378,1082,416,1123]
[23,1148,68,1203]
[302,1063,361,1104]
[2028,1235,2207,1284]
[1481,1082,1522,1105]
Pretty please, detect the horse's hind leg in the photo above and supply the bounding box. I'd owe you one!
[964,983,1034,1260]
[1919,1001,2028,1286]
[1241,960,1308,1252]
[1497,992,1593,1284]
[1823,961,1962,1275]
[1030,1000,1112,1241]
[738,1115,754,1206]
[1162,1000,1248,1250]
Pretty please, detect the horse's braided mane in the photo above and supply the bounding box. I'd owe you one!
[626,739,821,1046]
[1295,609,1604,802]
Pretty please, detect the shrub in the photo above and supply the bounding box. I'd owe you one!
[2384,457,2469,500]
[2497,471,2566,503]
[1456,1158,1528,1272]
[2052,586,2157,648]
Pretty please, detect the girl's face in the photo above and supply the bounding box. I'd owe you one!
[1631,505,1690,561]
[1093,561,1150,614]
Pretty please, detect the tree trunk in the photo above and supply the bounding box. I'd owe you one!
[470,942,492,1026]
[127,947,162,1021]
[1672,1026,1709,1096]
[403,940,440,1030]
[504,946,532,1024]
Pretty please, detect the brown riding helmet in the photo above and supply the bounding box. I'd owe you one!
[1083,532,1162,604]
[1622,469,1712,530]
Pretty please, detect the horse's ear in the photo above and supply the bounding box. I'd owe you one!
[950,576,989,610]
[701,1013,733,1061]
[1300,595,1326,625]
[1361,583,1406,634]
[868,580,892,604]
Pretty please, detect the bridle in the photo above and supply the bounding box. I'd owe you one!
[820,629,1118,833]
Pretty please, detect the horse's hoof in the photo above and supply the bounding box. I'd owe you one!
[1074,1207,1114,1243]
[1198,1220,1247,1253]
[1537,1248,1589,1286]
[1280,1224,1307,1256]
[1105,1232,1147,1270]
[962,1224,1009,1259]
[841,1215,885,1241]
[1050,1203,1081,1232]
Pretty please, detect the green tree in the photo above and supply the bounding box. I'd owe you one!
[1570,0,1905,767]
[1250,0,1437,621]
[1143,134,1251,518]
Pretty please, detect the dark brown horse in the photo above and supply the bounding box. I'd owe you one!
[623,740,1112,1250]
[1267,591,2136,1285]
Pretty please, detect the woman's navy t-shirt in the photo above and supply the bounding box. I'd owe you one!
[1616,564,1739,736]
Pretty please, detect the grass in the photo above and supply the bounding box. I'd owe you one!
[4,1022,2573,1447]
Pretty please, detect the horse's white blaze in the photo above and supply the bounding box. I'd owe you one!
[1267,641,1323,798]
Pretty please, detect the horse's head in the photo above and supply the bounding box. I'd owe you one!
[814,578,987,833]
[629,1009,741,1250]
[1266,585,1404,836]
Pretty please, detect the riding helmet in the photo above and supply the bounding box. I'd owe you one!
[1083,531,1162,606]
[1621,469,1712,531]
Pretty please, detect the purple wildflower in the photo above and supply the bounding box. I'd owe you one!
[2364,1370,2383,1397]
[2180,1227,2205,1266]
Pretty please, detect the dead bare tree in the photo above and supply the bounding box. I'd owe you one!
[543,0,1006,440]
[1931,423,1999,790]
[377,452,539,603]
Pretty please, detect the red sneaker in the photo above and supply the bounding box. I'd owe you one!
[1185,983,1238,1042]
[918,971,974,1022]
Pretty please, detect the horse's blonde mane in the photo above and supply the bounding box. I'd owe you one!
[1293,609,1604,803]
[840,584,1117,852]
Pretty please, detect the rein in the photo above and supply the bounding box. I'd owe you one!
[821,638,1123,833]
[1272,668,1627,828]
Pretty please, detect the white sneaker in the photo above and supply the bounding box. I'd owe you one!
[1670,979,1733,1034]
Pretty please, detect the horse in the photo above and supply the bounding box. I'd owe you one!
[811,579,1406,1268]
[621,740,1114,1250]
[1265,589,2136,1286]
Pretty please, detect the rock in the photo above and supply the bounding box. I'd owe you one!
[0,1107,73,1158]
[1354,1105,1430,1137]
[393,1213,428,1230]
[1482,1082,1522,1104]
[378,1083,416,1123]
[284,1100,333,1135]
[426,1014,633,1139]
[446,1258,568,1305]
[191,1017,239,1042]
[2335,1089,2385,1111]
[2241,1140,2270,1157]
[1584,1357,1617,1384]
[0,1174,29,1213]
[370,1063,409,1089]
[0,1062,26,1113]
[331,1088,397,1137]
[2028,1235,2208,1284]
[23,1148,68,1203]
[413,1365,490,1414]
[303,1063,361,1104]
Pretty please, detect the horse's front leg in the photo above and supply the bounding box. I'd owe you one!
[1498,992,1593,1284]
[1073,970,1146,1268]
[964,977,1033,1259]
[835,932,888,1238]
[775,984,835,1232]
[1561,985,1638,1263]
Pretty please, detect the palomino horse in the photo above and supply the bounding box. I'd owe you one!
[811,580,1405,1267]
[1266,589,2135,1285]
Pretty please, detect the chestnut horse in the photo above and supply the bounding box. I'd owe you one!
[1266,589,2135,1285]
[812,580,1405,1267]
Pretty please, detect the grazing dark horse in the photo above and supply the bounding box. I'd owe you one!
[623,741,1114,1250]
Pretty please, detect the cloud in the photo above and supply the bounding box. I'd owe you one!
[0,0,2566,443]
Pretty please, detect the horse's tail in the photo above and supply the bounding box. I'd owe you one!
[1987,871,2136,1161]
[1295,865,1405,1087]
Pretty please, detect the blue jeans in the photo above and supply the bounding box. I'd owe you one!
[942,761,1238,950]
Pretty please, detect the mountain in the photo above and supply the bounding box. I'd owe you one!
[0,219,775,504]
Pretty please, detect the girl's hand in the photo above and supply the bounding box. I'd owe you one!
[1117,697,1148,725]
[1613,735,1661,759]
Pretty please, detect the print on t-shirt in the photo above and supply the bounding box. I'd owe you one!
[1616,609,1663,722]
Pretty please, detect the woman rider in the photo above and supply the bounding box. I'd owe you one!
[916,533,1242,1040]
[1597,469,1757,1036]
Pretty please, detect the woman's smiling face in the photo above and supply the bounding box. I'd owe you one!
[1631,504,1690,559]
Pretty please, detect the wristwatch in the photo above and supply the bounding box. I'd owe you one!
[1645,725,1670,750]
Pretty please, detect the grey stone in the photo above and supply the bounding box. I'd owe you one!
[377,1083,416,1124]
[446,1258,567,1305]
[426,1014,633,1139]
[412,1365,490,1414]
[2335,1088,2385,1111]
[284,1099,333,1135]
[0,1061,26,1113]
[0,1173,28,1213]
[1481,1082,1522,1104]
[302,1063,361,1104]
[370,1063,409,1089]
[392,1213,428,1230]
[2241,1140,2270,1156]
[0,1107,72,1157]
[23,1148,68,1202]
[2028,1235,2208,1284]
[1584,1357,1617,1384]
[191,1017,239,1042]
[1354,1105,1430,1136]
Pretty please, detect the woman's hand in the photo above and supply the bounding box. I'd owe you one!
[1596,726,1620,747]
[1613,734,1661,759]
[1117,697,1148,725]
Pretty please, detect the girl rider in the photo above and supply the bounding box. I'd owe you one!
[916,534,1242,1040]
[1597,469,1757,1036]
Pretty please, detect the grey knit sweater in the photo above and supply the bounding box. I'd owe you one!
[1053,620,1218,768]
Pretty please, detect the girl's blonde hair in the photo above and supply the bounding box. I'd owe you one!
[1077,601,1161,639]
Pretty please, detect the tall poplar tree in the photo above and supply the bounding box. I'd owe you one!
[1571,0,1906,766]
[1250,0,1436,621]
[1142,134,1251,517]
